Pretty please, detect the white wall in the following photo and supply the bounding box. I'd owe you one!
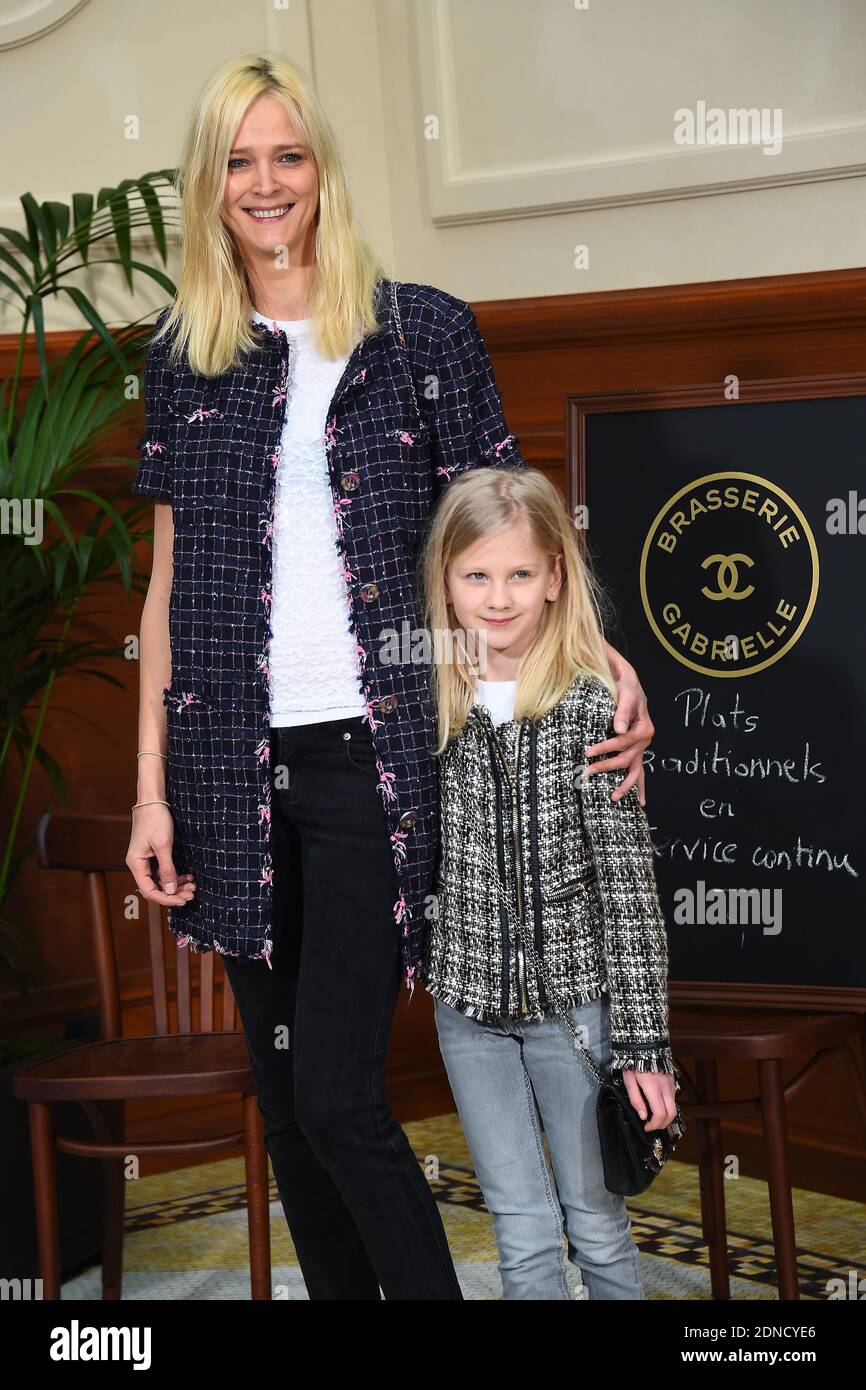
[1,0,864,329]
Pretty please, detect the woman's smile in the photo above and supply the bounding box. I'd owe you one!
[244,204,295,221]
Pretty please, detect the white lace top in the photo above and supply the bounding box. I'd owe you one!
[474,678,517,727]
[251,311,367,727]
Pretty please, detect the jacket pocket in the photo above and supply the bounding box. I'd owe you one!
[162,681,252,835]
[171,451,265,511]
[542,869,597,905]
[162,682,219,829]
[361,399,430,475]
[163,681,213,712]
[163,675,258,714]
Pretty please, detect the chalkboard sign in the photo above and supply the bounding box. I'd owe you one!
[569,383,866,1003]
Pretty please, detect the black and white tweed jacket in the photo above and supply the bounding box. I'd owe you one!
[421,672,675,1074]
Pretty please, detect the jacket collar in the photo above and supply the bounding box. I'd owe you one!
[248,274,392,342]
[466,671,589,734]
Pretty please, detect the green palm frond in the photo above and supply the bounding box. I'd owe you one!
[0,169,179,990]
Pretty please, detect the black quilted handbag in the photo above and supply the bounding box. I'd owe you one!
[595,1066,685,1196]
[521,932,686,1196]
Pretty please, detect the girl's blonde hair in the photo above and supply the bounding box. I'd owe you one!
[154,51,386,376]
[420,466,618,753]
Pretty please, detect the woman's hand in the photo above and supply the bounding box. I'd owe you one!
[585,642,654,804]
[127,805,197,908]
[622,1069,679,1131]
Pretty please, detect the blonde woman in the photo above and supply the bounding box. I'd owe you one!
[126,52,655,1300]
[420,467,679,1300]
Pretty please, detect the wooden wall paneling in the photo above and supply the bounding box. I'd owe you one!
[3,268,865,1199]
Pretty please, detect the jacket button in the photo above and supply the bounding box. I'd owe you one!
[341,471,360,492]
[378,694,398,714]
[398,810,417,829]
[359,582,379,603]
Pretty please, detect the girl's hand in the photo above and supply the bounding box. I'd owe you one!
[127,805,197,908]
[586,643,654,805]
[621,1068,679,1131]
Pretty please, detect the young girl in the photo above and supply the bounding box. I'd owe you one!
[419,465,680,1301]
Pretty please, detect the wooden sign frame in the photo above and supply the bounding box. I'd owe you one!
[566,373,866,1013]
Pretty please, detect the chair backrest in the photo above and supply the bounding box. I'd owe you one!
[35,810,237,1041]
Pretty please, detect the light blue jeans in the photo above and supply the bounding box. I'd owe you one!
[433,992,644,1300]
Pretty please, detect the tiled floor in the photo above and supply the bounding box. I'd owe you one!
[61,1113,866,1300]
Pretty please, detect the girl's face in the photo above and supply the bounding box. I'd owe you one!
[220,94,319,268]
[444,518,563,670]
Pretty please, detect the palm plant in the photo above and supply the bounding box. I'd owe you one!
[0,170,179,990]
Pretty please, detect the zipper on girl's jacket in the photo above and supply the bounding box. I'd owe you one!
[485,713,530,1016]
[512,722,530,1016]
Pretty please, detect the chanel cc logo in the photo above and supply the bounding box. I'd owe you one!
[700,552,755,601]
[640,472,817,677]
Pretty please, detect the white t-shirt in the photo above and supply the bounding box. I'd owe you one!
[251,311,367,727]
[474,678,517,726]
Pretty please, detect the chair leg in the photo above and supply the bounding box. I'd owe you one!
[101,1100,126,1300]
[694,1059,730,1300]
[28,1102,61,1300]
[243,1091,272,1300]
[838,1040,866,1141]
[758,1057,799,1300]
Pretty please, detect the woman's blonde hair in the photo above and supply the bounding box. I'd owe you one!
[420,466,618,753]
[154,51,386,376]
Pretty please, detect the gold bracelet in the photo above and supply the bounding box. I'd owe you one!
[137,751,167,759]
[132,799,171,810]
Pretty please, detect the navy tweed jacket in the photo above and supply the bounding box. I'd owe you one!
[132,276,526,995]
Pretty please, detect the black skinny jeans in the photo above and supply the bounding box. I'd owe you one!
[223,714,462,1300]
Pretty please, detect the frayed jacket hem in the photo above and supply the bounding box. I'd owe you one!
[422,974,609,1026]
[609,1044,678,1075]
[426,977,680,1077]
[168,914,273,971]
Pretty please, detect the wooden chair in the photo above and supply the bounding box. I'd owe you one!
[13,811,272,1300]
[671,1006,866,1300]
